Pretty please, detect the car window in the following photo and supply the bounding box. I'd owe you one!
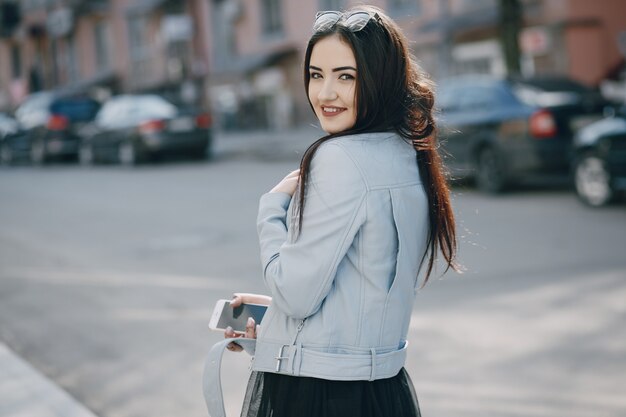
[457,86,500,110]
[516,78,593,94]
[511,78,597,107]
[96,95,177,128]
[50,98,100,122]
[438,80,505,113]
[95,101,116,127]
[0,114,19,135]
[16,93,53,113]
[131,95,177,121]
[436,85,460,112]
[96,98,133,128]
[14,93,55,128]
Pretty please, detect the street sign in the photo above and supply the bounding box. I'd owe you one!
[520,27,551,56]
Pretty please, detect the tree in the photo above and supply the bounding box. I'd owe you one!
[499,0,522,76]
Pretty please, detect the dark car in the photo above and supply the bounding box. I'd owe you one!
[79,94,212,165]
[0,112,30,164]
[436,75,609,193]
[13,92,100,164]
[572,105,626,206]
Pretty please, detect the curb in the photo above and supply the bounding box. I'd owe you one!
[0,342,99,417]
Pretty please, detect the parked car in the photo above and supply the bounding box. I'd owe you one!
[436,75,609,193]
[13,92,100,164]
[78,94,212,165]
[572,105,626,206]
[0,112,30,164]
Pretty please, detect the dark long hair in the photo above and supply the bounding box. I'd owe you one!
[295,5,458,284]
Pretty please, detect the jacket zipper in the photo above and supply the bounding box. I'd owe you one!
[293,319,306,341]
[274,318,306,372]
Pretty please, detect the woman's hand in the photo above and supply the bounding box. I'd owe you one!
[231,293,272,307]
[270,169,300,196]
[224,293,272,352]
[225,317,257,352]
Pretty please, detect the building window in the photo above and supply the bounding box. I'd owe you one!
[390,0,414,9]
[318,0,344,11]
[128,16,148,62]
[458,0,496,12]
[22,0,50,11]
[389,0,420,15]
[261,0,282,35]
[94,20,110,70]
[51,39,59,84]
[128,16,146,65]
[127,15,152,81]
[11,44,21,79]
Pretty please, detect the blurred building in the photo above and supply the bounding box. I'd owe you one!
[415,0,626,85]
[205,0,626,130]
[1,0,625,127]
[204,0,427,130]
[0,0,211,110]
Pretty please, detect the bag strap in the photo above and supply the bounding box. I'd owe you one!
[202,338,257,417]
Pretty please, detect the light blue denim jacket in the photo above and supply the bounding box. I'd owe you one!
[253,132,429,381]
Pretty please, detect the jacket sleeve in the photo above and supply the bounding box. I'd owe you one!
[257,142,367,319]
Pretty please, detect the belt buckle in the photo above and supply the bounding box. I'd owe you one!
[274,344,290,372]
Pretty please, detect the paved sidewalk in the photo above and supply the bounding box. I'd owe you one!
[0,342,98,417]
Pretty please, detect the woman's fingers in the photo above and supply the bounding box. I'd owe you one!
[245,317,256,339]
[230,294,244,307]
[270,169,301,195]
[231,293,272,306]
[227,341,243,352]
[224,326,237,338]
[224,294,266,354]
[224,321,256,352]
[224,326,244,352]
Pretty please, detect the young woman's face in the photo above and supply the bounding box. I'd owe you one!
[308,35,358,134]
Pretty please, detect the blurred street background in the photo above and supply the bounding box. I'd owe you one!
[1,1,626,417]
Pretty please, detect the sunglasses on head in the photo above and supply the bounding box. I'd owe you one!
[313,10,379,33]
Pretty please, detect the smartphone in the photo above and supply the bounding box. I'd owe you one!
[208,299,268,334]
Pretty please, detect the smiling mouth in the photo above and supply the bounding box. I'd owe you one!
[321,106,346,117]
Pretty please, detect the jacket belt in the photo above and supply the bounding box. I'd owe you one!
[203,338,408,417]
[252,339,408,381]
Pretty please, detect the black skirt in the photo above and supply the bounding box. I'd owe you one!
[240,368,421,417]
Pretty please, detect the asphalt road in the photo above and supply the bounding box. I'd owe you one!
[0,134,625,417]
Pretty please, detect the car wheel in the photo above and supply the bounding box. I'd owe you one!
[0,143,13,165]
[118,141,137,166]
[574,153,613,207]
[31,140,46,165]
[476,147,507,194]
[79,143,94,166]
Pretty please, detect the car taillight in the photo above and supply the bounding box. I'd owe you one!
[47,114,69,131]
[139,119,166,134]
[530,109,557,138]
[195,113,212,129]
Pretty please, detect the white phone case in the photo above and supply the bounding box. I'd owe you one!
[208,299,230,332]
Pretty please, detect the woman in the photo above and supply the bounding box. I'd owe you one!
[224,5,458,417]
